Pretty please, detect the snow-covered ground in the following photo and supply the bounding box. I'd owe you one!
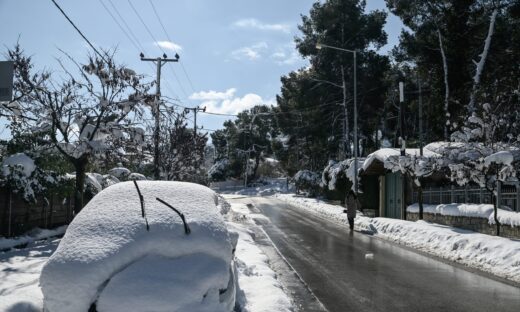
[0,226,67,251]
[275,194,520,284]
[0,237,60,312]
[223,195,293,312]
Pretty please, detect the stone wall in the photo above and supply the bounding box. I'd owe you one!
[407,212,520,239]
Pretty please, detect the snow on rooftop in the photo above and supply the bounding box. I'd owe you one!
[40,181,234,312]
[2,153,36,177]
[362,148,440,171]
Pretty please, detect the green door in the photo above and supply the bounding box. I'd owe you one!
[385,172,402,219]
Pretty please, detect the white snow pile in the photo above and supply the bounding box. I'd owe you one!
[408,203,520,227]
[276,194,520,283]
[275,194,349,224]
[489,209,520,227]
[2,153,36,177]
[231,223,293,312]
[107,166,131,179]
[40,181,236,312]
[224,198,293,312]
[407,203,495,219]
[0,226,67,251]
[356,218,520,283]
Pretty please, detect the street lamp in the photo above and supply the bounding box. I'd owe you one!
[316,42,359,194]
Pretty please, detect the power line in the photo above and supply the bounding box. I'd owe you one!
[127,0,190,99]
[102,0,179,98]
[98,0,141,53]
[106,0,147,53]
[148,0,196,93]
[50,0,108,63]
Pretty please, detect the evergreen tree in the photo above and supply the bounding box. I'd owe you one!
[275,0,390,173]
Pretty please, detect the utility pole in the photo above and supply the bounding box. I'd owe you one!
[353,50,358,194]
[140,52,179,180]
[418,74,423,156]
[184,106,206,138]
[399,81,405,156]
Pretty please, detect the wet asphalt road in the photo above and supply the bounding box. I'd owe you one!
[245,197,520,312]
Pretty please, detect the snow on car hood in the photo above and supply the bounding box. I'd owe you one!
[40,181,234,312]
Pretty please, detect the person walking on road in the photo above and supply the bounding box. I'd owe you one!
[345,190,360,231]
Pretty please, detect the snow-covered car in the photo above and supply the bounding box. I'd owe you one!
[40,181,237,312]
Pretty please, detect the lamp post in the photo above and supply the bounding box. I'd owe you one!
[316,43,358,194]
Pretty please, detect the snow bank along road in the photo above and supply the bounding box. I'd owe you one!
[233,196,520,312]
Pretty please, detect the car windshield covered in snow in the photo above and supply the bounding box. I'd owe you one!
[40,181,237,312]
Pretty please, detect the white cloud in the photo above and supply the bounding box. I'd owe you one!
[154,40,183,52]
[189,88,236,101]
[231,42,268,61]
[233,18,291,33]
[270,43,303,65]
[190,88,274,115]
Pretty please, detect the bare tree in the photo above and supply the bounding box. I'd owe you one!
[8,45,152,213]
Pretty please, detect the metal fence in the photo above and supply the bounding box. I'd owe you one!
[412,182,520,212]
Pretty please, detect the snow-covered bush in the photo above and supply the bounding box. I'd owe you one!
[321,160,349,191]
[0,153,74,202]
[208,159,229,182]
[8,45,152,214]
[385,153,448,219]
[108,167,131,180]
[294,170,321,196]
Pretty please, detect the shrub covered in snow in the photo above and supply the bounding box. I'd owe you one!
[40,181,237,312]
[208,158,230,182]
[294,170,321,196]
[0,153,74,202]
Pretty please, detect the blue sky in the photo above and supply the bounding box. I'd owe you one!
[0,0,403,135]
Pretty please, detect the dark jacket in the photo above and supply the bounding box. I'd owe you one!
[346,194,360,218]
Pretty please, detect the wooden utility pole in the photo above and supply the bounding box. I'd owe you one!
[140,53,179,180]
[399,81,405,156]
[184,106,206,138]
[418,74,423,156]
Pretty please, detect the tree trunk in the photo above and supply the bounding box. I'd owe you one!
[493,194,501,236]
[468,9,498,113]
[252,155,261,182]
[418,185,424,220]
[341,65,350,158]
[437,29,450,141]
[73,157,88,215]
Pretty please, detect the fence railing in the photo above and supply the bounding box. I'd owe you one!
[412,182,520,212]
[0,188,73,238]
